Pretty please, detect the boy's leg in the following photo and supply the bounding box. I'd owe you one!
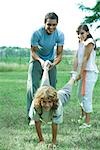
[67,78,75,85]
[27,62,33,116]
[57,78,75,106]
[49,66,57,88]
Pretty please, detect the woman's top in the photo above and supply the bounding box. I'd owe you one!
[77,38,99,73]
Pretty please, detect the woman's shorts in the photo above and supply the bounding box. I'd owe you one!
[77,71,98,113]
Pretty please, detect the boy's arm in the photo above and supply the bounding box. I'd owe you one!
[35,121,44,143]
[52,123,58,145]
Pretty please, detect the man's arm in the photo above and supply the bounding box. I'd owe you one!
[53,45,63,66]
[31,46,41,61]
[31,46,45,68]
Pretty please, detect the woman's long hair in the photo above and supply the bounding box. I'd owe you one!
[76,24,96,50]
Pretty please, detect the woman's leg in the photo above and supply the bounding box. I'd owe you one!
[81,106,85,117]
[85,113,90,124]
[79,72,98,127]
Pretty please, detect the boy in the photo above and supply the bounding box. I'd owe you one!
[29,60,77,149]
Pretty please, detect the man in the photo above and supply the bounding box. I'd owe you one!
[27,12,64,123]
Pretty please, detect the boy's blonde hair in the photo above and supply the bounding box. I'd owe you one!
[33,86,58,110]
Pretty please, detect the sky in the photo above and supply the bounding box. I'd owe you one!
[0,0,98,50]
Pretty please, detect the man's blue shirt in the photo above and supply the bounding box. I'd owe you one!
[31,27,64,61]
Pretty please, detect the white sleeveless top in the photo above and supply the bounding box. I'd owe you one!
[77,38,99,73]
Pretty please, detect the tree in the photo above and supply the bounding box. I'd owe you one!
[79,1,100,53]
[79,1,100,29]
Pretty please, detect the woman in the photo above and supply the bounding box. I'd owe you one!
[73,24,99,129]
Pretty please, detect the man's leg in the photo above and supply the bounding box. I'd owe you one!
[27,61,42,115]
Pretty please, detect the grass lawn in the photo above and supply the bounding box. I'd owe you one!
[0,56,100,150]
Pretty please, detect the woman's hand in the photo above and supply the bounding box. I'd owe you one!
[76,74,81,81]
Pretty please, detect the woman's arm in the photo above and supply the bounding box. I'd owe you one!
[73,53,78,71]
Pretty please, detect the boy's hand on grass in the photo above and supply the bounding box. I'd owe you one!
[47,143,57,149]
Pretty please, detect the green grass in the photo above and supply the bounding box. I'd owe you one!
[0,62,28,72]
[0,56,100,150]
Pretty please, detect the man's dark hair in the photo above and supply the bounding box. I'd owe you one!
[44,12,58,23]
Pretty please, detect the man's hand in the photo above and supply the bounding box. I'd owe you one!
[43,60,52,70]
[39,59,55,70]
[49,62,55,70]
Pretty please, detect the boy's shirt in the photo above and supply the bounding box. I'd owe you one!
[29,99,63,124]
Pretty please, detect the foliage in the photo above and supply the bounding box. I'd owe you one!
[0,54,100,72]
[79,1,100,29]
[0,46,30,64]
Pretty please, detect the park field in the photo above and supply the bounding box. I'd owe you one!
[0,56,100,150]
